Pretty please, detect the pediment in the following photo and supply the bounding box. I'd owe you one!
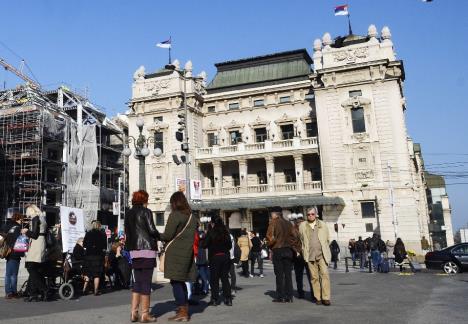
[341,96,371,109]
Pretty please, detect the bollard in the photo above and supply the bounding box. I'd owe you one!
[345,257,349,273]
[368,255,372,273]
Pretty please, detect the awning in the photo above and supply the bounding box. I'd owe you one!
[190,195,345,210]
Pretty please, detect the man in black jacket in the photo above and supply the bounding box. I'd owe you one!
[355,236,367,270]
[249,231,264,277]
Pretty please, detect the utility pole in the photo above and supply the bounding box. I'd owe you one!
[183,72,191,201]
[387,163,398,240]
[117,176,122,232]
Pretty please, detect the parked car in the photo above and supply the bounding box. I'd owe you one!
[425,243,468,274]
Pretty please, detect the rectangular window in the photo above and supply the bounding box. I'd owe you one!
[279,96,291,103]
[207,106,215,113]
[257,171,267,184]
[229,130,242,145]
[284,169,296,183]
[154,132,164,153]
[154,116,163,122]
[253,99,264,107]
[255,127,267,143]
[306,122,318,137]
[349,90,362,97]
[209,175,215,188]
[207,133,218,147]
[309,167,322,181]
[155,212,165,226]
[232,173,240,187]
[280,124,294,140]
[365,223,374,232]
[351,107,366,133]
[305,92,315,101]
[228,102,239,110]
[361,201,376,218]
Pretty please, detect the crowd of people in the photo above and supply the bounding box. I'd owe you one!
[1,189,431,322]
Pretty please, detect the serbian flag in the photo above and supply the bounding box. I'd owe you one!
[156,38,171,49]
[334,4,349,16]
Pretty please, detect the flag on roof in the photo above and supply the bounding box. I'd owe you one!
[334,4,349,16]
[156,38,171,49]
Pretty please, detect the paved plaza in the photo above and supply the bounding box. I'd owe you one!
[0,262,466,324]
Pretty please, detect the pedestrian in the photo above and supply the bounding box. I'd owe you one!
[330,240,340,270]
[229,232,239,295]
[23,204,48,302]
[124,190,160,322]
[393,238,407,269]
[249,231,264,278]
[266,206,300,303]
[355,236,367,270]
[2,213,25,299]
[196,227,209,296]
[160,191,197,322]
[369,234,381,271]
[348,239,356,266]
[421,236,430,253]
[203,215,233,306]
[83,220,107,296]
[237,230,251,278]
[298,207,332,306]
[292,215,313,300]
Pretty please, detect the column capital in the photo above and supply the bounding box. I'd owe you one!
[293,153,304,161]
[265,156,274,164]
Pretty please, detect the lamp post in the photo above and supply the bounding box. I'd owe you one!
[123,115,163,191]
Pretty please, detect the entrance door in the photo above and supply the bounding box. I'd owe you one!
[251,209,270,240]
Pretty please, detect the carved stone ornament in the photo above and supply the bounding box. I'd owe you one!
[148,119,169,132]
[275,113,294,124]
[352,133,370,142]
[227,119,244,129]
[248,116,269,127]
[133,66,146,81]
[203,122,221,133]
[355,170,374,180]
[144,79,170,95]
[341,96,372,109]
[333,47,369,64]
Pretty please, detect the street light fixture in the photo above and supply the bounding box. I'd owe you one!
[123,116,163,190]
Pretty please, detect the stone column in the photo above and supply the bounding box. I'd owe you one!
[213,161,222,196]
[265,156,275,192]
[239,158,248,193]
[294,154,304,191]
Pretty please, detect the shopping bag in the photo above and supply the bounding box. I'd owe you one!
[13,235,29,253]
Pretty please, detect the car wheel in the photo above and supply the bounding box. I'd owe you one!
[443,261,459,274]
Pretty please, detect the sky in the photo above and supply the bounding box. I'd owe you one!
[1,0,467,230]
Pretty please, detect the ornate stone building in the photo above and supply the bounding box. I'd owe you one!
[127,25,447,252]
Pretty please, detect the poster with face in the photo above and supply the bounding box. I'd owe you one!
[191,179,202,200]
[60,206,85,253]
[175,178,187,195]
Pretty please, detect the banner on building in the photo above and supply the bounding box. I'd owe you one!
[175,178,187,195]
[60,206,85,253]
[112,202,120,216]
[175,178,202,199]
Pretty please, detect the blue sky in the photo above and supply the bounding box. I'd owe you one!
[1,0,467,230]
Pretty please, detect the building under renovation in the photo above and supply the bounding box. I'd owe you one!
[0,84,127,229]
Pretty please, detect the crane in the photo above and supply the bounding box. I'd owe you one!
[0,57,41,89]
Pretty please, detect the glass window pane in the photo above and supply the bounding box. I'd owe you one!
[349,90,362,97]
[229,102,239,110]
[361,202,376,218]
[254,99,264,107]
[154,132,164,152]
[352,107,366,133]
[280,96,291,103]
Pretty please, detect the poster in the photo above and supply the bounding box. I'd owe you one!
[60,206,85,253]
[191,179,202,200]
[175,178,187,195]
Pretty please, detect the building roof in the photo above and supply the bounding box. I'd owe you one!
[425,172,446,188]
[332,34,370,48]
[207,49,312,93]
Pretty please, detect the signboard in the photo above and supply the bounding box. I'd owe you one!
[60,206,85,253]
[112,202,120,216]
[175,178,187,195]
[191,179,202,200]
[460,229,468,243]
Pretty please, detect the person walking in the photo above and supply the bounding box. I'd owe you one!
[266,206,300,303]
[195,227,209,296]
[348,239,356,266]
[83,220,107,296]
[369,234,381,272]
[393,238,407,271]
[160,192,197,322]
[23,205,48,302]
[330,240,340,270]
[355,236,367,270]
[2,213,25,299]
[125,190,160,322]
[298,207,332,306]
[237,230,252,278]
[203,216,233,306]
[292,216,313,300]
[249,231,264,278]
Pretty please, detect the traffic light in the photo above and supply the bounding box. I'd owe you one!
[176,111,185,142]
[175,131,184,142]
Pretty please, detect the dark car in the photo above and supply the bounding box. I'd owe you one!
[425,243,468,274]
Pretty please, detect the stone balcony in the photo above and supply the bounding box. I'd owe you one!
[196,137,318,160]
[200,180,322,199]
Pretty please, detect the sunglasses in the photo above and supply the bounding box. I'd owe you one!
[307,213,316,216]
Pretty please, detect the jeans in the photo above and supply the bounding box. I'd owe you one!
[272,247,293,300]
[5,258,20,295]
[171,280,188,306]
[185,281,193,300]
[293,255,312,296]
[371,251,381,270]
[250,252,263,275]
[209,254,231,300]
[197,265,210,293]
[358,252,367,269]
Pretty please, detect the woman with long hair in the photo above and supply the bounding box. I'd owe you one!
[83,220,107,296]
[160,191,197,322]
[393,238,407,264]
[125,190,159,322]
[2,213,25,299]
[202,215,232,306]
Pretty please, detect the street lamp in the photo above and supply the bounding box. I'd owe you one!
[123,116,163,190]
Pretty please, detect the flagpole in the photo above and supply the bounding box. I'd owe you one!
[347,12,353,35]
[168,36,172,64]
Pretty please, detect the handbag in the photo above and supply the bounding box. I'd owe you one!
[261,248,268,259]
[159,213,193,273]
[13,234,29,253]
[0,234,12,259]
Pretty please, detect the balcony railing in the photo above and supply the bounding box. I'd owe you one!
[272,139,293,149]
[198,147,213,155]
[245,143,265,151]
[247,184,269,193]
[301,138,318,146]
[219,145,238,153]
[221,186,241,195]
[304,181,322,190]
[202,188,215,196]
[275,183,297,192]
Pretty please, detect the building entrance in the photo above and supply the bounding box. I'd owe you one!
[251,209,270,240]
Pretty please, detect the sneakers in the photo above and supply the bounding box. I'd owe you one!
[259,274,264,278]
[249,274,254,278]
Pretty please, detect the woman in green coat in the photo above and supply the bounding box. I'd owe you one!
[160,191,197,322]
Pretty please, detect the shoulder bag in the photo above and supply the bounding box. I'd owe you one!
[159,213,193,273]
